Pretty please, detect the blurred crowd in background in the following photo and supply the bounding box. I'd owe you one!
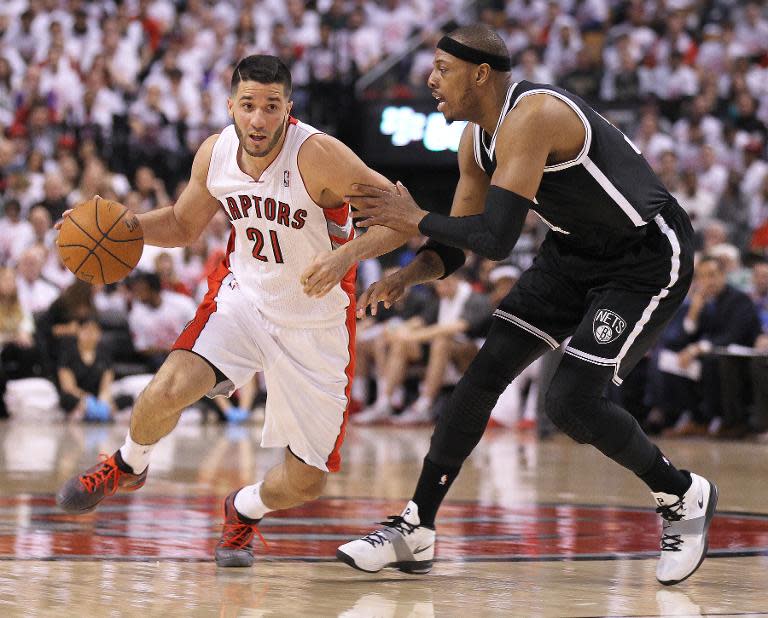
[0,0,766,441]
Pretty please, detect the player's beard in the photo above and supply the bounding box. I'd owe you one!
[444,86,476,124]
[235,116,286,158]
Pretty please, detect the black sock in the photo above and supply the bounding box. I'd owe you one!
[411,457,460,528]
[638,447,691,496]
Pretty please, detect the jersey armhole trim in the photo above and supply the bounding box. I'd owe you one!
[510,89,592,172]
[488,82,518,158]
[295,130,338,212]
[205,128,228,193]
[472,124,484,171]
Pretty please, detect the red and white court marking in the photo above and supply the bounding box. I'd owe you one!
[1,495,767,562]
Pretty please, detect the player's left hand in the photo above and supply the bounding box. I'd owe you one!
[301,250,352,298]
[347,181,427,236]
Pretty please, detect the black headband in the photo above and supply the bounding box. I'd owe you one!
[436,36,512,72]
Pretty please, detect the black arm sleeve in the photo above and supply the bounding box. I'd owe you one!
[415,239,466,279]
[417,185,532,261]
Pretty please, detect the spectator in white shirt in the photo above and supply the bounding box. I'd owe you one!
[15,245,58,314]
[632,113,675,171]
[747,173,768,231]
[697,145,729,202]
[0,199,34,265]
[647,51,698,101]
[697,24,725,73]
[512,48,554,84]
[735,1,768,57]
[672,170,718,231]
[346,8,381,76]
[740,140,768,201]
[0,56,16,128]
[370,0,419,57]
[127,271,197,371]
[544,20,582,77]
[25,204,56,252]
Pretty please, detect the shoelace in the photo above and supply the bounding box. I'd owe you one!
[362,515,418,547]
[221,514,269,552]
[656,497,685,552]
[79,454,121,495]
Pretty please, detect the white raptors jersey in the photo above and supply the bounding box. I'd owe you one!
[206,119,355,328]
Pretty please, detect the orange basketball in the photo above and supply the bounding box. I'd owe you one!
[57,197,144,285]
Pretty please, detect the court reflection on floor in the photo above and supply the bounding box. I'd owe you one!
[1,420,767,615]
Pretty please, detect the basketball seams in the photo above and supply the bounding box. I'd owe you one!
[95,197,144,242]
[67,211,134,270]
[67,218,100,275]
[94,195,104,235]
[86,253,106,284]
[101,235,145,243]
[58,242,95,250]
[61,199,142,284]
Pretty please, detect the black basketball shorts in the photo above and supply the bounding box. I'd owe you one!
[496,202,694,385]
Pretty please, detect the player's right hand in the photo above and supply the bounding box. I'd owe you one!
[54,209,73,231]
[357,273,406,318]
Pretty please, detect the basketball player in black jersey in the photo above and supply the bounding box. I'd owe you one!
[334,24,718,585]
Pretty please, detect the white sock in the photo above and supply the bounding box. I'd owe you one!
[234,481,273,520]
[119,434,154,474]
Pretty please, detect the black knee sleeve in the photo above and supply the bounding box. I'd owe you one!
[545,355,656,475]
[544,384,596,444]
[427,320,550,468]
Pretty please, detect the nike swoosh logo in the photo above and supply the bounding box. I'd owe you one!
[698,496,704,509]
[413,545,432,555]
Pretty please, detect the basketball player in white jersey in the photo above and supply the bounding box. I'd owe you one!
[56,55,406,567]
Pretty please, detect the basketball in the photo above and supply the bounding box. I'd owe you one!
[57,197,144,285]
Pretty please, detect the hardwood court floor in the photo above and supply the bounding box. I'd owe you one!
[0,418,766,617]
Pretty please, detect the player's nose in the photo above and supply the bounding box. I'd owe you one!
[249,110,267,130]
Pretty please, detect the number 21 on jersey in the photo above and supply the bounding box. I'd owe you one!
[246,228,284,263]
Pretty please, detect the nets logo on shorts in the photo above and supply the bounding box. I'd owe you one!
[593,309,626,344]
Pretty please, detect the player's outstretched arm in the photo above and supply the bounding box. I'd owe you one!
[356,249,445,317]
[355,125,491,315]
[299,133,411,298]
[352,96,581,261]
[135,135,222,248]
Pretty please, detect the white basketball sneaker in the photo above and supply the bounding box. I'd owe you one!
[336,501,435,574]
[352,401,394,425]
[653,472,718,585]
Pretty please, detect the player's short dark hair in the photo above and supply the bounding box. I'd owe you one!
[446,24,509,61]
[231,55,292,96]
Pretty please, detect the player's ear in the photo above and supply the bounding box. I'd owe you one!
[227,97,234,119]
[475,64,491,87]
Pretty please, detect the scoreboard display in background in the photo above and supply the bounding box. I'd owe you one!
[361,101,467,167]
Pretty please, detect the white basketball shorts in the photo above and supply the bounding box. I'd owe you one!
[173,266,355,472]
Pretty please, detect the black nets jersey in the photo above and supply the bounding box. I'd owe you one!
[473,81,676,253]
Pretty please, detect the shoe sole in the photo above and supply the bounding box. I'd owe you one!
[215,555,255,568]
[658,480,719,586]
[56,478,146,514]
[335,549,433,575]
